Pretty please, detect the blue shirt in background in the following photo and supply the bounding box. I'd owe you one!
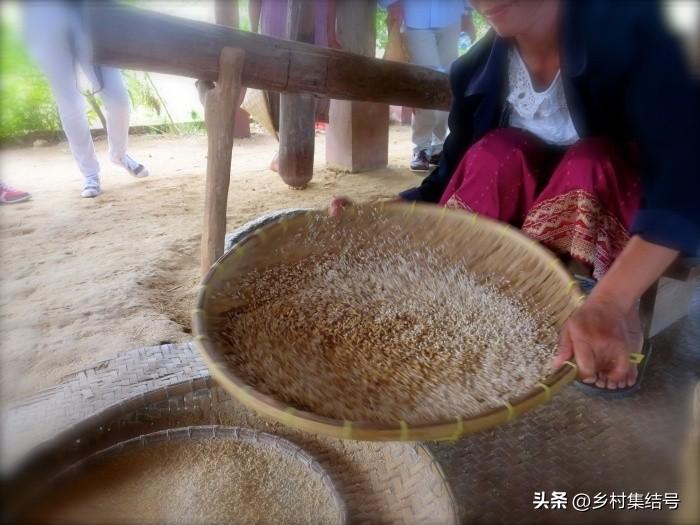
[379,0,472,30]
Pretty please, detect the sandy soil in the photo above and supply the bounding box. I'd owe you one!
[0,126,422,404]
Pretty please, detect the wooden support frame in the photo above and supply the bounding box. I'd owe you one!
[87,4,451,110]
[201,48,245,275]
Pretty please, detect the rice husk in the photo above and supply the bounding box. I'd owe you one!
[30,439,340,525]
[215,211,559,426]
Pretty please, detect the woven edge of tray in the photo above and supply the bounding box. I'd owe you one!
[5,373,460,525]
[193,202,584,442]
[18,425,348,525]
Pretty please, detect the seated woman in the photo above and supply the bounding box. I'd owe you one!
[331,0,699,393]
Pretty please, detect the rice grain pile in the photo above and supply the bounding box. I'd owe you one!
[215,212,560,425]
[30,439,340,525]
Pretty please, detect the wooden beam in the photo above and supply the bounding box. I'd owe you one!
[278,0,316,188]
[87,4,451,110]
[201,48,245,275]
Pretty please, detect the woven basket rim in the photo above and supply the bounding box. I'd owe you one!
[32,425,348,524]
[194,202,584,441]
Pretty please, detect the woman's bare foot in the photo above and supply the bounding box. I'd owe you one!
[594,305,643,390]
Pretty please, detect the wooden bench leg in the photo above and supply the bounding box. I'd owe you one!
[201,47,245,275]
[278,92,315,188]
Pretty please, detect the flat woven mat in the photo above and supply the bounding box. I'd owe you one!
[3,293,699,524]
[428,290,700,524]
[106,389,457,524]
[1,343,209,471]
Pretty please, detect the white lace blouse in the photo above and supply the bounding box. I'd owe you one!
[507,48,580,146]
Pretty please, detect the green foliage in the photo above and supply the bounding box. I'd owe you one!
[124,71,162,117]
[376,6,389,52]
[0,17,169,139]
[473,11,491,40]
[0,20,61,139]
[374,6,490,55]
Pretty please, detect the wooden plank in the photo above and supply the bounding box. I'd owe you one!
[87,3,451,110]
[201,48,245,275]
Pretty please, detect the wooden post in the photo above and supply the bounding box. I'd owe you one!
[214,0,250,139]
[278,0,315,188]
[326,0,389,172]
[201,48,245,275]
[214,0,238,28]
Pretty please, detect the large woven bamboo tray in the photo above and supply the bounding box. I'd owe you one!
[194,202,585,441]
[4,369,459,525]
[14,425,347,524]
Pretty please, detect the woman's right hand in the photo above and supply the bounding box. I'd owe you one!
[328,196,353,217]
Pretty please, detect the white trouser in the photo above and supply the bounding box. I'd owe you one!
[23,2,130,179]
[403,23,460,155]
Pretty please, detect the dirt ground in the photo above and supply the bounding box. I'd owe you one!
[0,126,422,405]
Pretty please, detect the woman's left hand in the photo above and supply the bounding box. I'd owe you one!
[552,294,639,389]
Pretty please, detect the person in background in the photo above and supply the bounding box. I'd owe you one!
[22,2,149,199]
[381,0,475,171]
[332,0,700,395]
[249,0,341,171]
[0,183,31,205]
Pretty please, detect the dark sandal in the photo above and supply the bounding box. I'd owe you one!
[571,275,651,398]
[573,343,651,398]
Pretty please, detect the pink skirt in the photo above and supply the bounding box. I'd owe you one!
[438,128,641,279]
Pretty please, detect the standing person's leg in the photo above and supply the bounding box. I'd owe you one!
[267,91,281,172]
[33,52,102,197]
[431,23,460,163]
[402,27,440,171]
[24,3,101,197]
[95,67,148,177]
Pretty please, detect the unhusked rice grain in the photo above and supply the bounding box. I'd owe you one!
[31,439,340,525]
[216,220,559,425]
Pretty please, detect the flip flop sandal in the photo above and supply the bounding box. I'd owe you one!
[571,275,651,398]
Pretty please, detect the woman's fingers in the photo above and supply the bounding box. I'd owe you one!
[552,323,574,370]
[564,316,598,383]
[572,339,597,384]
[328,197,352,217]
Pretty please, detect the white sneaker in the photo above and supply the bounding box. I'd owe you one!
[81,174,102,198]
[115,154,149,178]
